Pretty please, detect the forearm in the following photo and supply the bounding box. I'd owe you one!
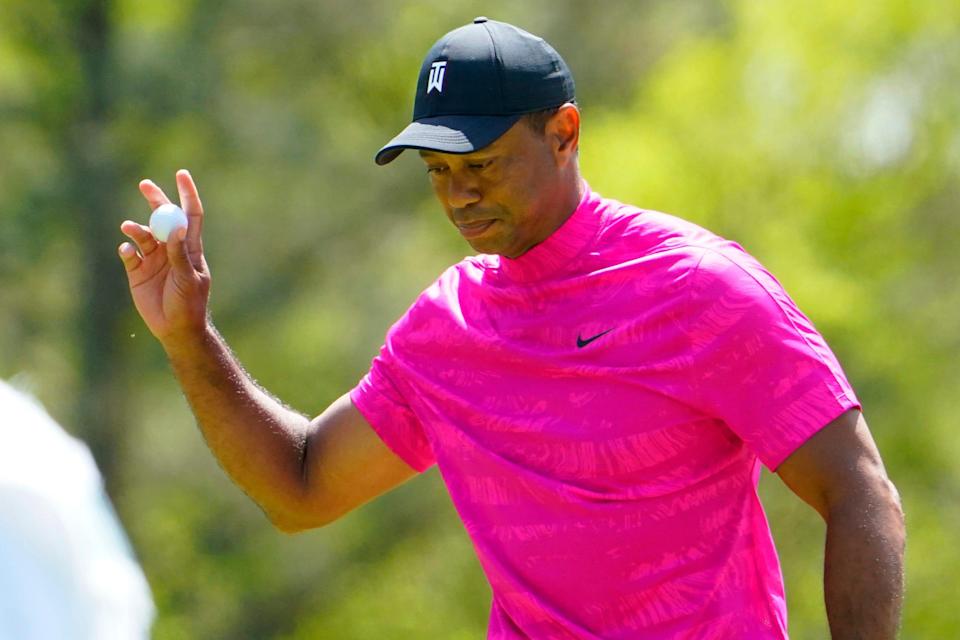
[823,484,905,639]
[163,322,310,523]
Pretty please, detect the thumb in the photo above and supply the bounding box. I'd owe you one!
[166,227,195,277]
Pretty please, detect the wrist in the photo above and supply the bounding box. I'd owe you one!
[160,319,219,361]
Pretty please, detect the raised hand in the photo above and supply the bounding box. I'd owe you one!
[118,169,211,347]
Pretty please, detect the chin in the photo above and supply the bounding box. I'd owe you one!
[463,229,521,258]
[461,232,500,256]
[466,239,499,255]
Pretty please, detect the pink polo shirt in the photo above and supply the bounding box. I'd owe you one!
[350,185,859,639]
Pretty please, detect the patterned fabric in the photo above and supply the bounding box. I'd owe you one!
[350,186,859,639]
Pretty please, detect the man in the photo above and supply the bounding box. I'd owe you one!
[118,17,904,639]
[0,379,155,639]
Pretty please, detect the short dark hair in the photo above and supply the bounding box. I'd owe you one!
[521,105,564,136]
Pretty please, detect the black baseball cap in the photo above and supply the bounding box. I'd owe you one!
[375,17,576,165]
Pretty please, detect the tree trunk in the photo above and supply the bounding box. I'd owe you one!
[68,0,129,496]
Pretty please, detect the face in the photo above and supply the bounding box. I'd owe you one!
[419,116,574,258]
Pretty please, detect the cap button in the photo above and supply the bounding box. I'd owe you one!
[473,16,488,23]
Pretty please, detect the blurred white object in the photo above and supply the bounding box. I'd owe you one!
[149,203,188,242]
[0,379,155,640]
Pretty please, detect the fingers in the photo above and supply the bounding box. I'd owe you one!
[175,169,202,215]
[118,220,166,287]
[118,242,142,272]
[120,220,160,255]
[166,226,196,278]
[139,179,172,211]
[175,169,205,258]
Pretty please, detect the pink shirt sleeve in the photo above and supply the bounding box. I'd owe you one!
[350,343,436,473]
[684,248,861,470]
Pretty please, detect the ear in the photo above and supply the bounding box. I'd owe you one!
[547,103,581,166]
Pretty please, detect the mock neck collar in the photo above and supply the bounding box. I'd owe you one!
[487,182,602,283]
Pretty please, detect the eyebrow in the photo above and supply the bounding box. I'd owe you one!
[418,149,498,162]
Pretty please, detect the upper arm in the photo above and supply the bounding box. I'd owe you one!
[281,393,417,532]
[776,409,900,519]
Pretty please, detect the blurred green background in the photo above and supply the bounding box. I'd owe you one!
[1,0,957,637]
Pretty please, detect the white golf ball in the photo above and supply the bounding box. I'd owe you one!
[149,203,188,242]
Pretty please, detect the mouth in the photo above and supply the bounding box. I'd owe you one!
[455,219,496,239]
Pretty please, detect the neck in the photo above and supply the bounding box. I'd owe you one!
[540,169,585,242]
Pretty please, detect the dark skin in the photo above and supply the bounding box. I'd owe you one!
[419,104,583,258]
[119,105,903,638]
[777,409,905,639]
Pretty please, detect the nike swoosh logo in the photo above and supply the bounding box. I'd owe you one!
[576,328,615,348]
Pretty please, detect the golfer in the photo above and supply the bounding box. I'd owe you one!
[119,17,905,639]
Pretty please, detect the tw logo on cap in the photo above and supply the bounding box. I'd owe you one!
[427,61,447,94]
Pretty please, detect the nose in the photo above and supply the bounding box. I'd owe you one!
[447,171,482,209]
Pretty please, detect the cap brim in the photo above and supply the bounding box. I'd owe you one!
[375,114,523,165]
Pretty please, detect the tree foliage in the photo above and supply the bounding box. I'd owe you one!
[1,0,957,637]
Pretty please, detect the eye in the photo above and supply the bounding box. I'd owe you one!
[468,160,493,171]
[426,166,448,175]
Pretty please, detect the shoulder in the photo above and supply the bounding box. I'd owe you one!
[590,195,779,295]
[589,193,797,313]
[681,244,829,363]
[414,257,485,311]
[687,244,794,314]
[387,257,485,341]
[592,196,729,264]
[0,381,98,489]
[598,196,717,243]
[582,195,749,291]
